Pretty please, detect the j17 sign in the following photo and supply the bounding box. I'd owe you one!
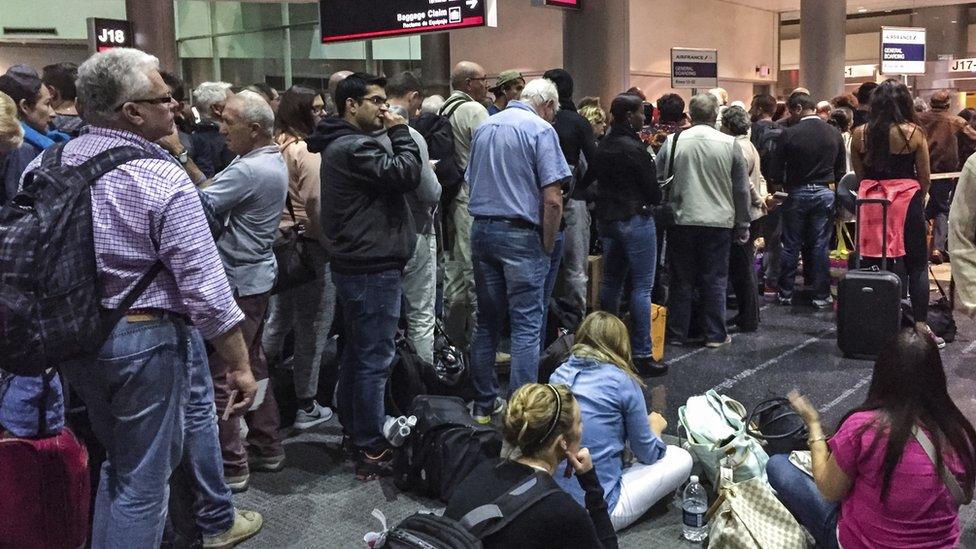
[320,0,497,43]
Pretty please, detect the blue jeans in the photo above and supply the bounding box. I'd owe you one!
[767,454,840,549]
[332,269,403,452]
[61,316,190,549]
[599,215,657,358]
[668,225,731,344]
[540,230,565,352]
[182,328,235,537]
[778,185,835,300]
[470,219,551,413]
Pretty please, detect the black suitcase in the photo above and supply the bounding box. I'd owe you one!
[837,197,902,359]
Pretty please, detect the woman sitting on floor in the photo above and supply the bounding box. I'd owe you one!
[550,311,693,531]
[444,383,618,548]
[771,328,976,549]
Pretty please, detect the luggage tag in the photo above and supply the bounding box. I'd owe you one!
[719,454,734,489]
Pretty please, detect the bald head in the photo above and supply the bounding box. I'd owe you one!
[328,70,353,97]
[450,61,488,102]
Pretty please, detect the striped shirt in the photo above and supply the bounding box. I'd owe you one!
[23,127,243,338]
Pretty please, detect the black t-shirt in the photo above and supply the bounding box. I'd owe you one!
[444,459,617,549]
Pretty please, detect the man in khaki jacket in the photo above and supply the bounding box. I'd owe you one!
[949,154,976,318]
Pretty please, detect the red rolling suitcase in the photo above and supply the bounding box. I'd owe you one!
[0,427,91,549]
[837,197,903,359]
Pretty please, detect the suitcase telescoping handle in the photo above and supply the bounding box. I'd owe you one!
[854,197,891,271]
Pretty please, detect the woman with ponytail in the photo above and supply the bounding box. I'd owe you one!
[550,312,692,531]
[444,383,618,548]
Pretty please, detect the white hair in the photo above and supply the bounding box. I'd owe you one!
[521,78,559,112]
[76,48,158,126]
[689,93,720,124]
[233,90,275,136]
[421,94,445,114]
[193,81,233,120]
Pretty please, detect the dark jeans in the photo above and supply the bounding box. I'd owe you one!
[728,217,762,331]
[599,214,658,357]
[778,185,835,300]
[668,225,731,344]
[470,219,550,412]
[332,269,403,452]
[862,188,929,322]
[210,291,283,476]
[925,178,956,255]
[767,454,841,549]
[540,231,565,352]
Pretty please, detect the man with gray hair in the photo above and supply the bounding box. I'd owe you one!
[657,93,751,349]
[197,90,289,492]
[191,81,235,177]
[23,48,261,547]
[440,61,490,349]
[465,77,570,423]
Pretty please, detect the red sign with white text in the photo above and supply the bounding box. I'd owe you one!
[320,0,496,43]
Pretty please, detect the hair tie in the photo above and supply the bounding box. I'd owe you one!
[538,383,563,445]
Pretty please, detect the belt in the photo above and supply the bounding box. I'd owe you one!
[124,308,185,323]
[474,216,538,230]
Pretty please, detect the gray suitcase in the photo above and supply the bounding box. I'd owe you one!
[837,197,902,359]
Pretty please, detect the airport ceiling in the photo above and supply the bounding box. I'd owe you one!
[726,0,971,13]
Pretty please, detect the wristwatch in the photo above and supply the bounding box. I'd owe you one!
[174,149,189,165]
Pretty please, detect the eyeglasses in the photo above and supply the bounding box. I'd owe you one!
[115,95,175,111]
[362,95,388,107]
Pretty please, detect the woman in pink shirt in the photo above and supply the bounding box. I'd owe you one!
[768,328,976,549]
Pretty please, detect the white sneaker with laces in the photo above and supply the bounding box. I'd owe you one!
[294,401,334,430]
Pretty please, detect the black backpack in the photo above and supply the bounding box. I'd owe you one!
[385,471,562,549]
[412,96,471,206]
[754,122,784,183]
[386,337,431,418]
[0,144,162,375]
[394,395,502,503]
[746,397,809,455]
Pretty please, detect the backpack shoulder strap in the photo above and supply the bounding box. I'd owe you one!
[74,146,157,185]
[40,141,67,169]
[441,96,472,119]
[914,426,972,506]
[460,471,563,539]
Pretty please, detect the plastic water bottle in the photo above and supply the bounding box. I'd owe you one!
[682,475,708,542]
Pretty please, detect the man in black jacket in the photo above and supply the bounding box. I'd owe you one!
[306,73,421,480]
[771,93,846,308]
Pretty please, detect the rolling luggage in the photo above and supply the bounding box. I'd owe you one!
[837,198,902,359]
[0,427,91,548]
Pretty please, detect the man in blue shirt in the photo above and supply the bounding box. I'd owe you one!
[466,78,571,423]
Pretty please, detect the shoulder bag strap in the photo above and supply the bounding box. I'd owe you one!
[667,131,681,180]
[441,96,471,119]
[460,471,563,539]
[913,426,971,506]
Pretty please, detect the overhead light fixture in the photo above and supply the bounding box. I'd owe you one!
[857,7,867,13]
[951,20,958,23]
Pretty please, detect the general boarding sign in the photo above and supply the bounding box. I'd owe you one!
[320,0,497,43]
[880,26,926,75]
[671,48,718,89]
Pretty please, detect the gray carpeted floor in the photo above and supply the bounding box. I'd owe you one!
[235,295,976,548]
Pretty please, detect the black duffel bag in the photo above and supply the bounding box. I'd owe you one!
[272,196,318,294]
[747,397,809,455]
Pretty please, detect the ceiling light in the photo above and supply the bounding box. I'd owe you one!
[951,20,958,23]
[857,7,867,13]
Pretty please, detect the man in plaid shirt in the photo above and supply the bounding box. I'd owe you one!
[23,48,261,548]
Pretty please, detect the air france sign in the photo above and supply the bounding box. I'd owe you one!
[881,26,926,75]
[671,48,718,89]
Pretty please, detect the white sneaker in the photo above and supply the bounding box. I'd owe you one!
[294,401,334,430]
[812,296,834,310]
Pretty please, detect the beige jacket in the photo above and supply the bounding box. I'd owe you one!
[949,154,976,318]
[735,135,768,221]
[276,133,322,243]
[443,90,489,171]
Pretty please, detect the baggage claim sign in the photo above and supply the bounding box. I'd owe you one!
[880,26,926,75]
[320,0,497,43]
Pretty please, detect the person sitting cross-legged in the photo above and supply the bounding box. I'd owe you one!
[549,312,692,531]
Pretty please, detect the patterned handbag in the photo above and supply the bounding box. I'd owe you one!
[707,476,809,548]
